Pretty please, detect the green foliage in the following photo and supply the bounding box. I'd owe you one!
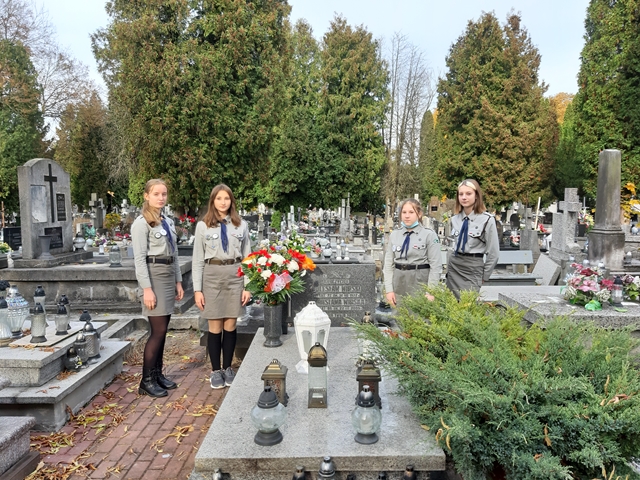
[419,109,437,198]
[93,0,290,212]
[270,211,281,232]
[0,39,44,212]
[353,287,640,480]
[551,102,586,199]
[573,0,640,198]
[433,13,558,207]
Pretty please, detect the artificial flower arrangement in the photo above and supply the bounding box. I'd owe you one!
[177,214,196,234]
[0,242,11,254]
[563,263,612,309]
[578,210,594,230]
[239,242,316,305]
[620,274,640,301]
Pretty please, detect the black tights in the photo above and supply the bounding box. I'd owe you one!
[143,315,170,372]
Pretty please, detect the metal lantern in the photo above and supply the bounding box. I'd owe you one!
[83,320,101,364]
[351,385,382,444]
[6,285,29,338]
[356,360,382,408]
[54,303,69,335]
[30,303,47,343]
[402,464,418,480]
[34,285,46,314]
[292,466,305,480]
[59,294,71,328]
[63,347,82,371]
[74,332,89,365]
[318,456,336,480]
[250,386,286,446]
[109,245,122,268]
[0,296,11,346]
[611,276,624,306]
[79,309,92,324]
[294,301,331,373]
[308,342,328,408]
[262,359,288,406]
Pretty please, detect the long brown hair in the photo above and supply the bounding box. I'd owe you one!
[454,179,487,214]
[202,184,241,228]
[399,198,424,220]
[141,179,167,226]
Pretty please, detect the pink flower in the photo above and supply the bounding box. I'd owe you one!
[577,279,599,293]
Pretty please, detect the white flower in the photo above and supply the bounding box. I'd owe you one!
[287,261,299,272]
[595,289,611,302]
[261,269,272,280]
[257,256,268,266]
[300,270,306,277]
[270,253,286,266]
[633,276,640,288]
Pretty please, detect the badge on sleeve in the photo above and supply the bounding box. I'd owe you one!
[154,232,162,239]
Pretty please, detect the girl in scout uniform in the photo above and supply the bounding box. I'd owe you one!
[383,199,443,307]
[132,179,184,398]
[445,179,500,300]
[192,184,251,390]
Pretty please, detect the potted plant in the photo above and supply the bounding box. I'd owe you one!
[352,287,640,480]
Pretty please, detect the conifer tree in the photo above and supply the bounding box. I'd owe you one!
[434,13,557,207]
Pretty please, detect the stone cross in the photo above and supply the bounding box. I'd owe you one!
[550,188,583,264]
[43,164,58,223]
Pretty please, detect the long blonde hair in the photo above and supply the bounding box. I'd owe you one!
[202,184,241,228]
[141,179,167,227]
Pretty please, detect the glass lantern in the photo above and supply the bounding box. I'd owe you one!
[611,276,624,306]
[357,360,382,409]
[0,296,11,346]
[83,320,101,364]
[63,347,82,371]
[351,385,382,444]
[402,464,418,480]
[7,285,29,338]
[250,386,286,446]
[54,302,69,335]
[34,285,46,314]
[74,332,89,366]
[318,456,336,480]
[109,245,122,268]
[308,342,328,408]
[262,359,288,406]
[59,294,71,328]
[30,303,47,343]
[292,466,305,480]
[293,301,331,374]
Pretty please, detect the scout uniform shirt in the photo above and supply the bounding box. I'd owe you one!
[383,223,443,294]
[191,217,252,292]
[131,215,182,289]
[449,211,500,281]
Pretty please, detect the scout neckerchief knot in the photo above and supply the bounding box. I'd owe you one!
[455,217,469,255]
[220,220,229,253]
[399,231,414,259]
[160,217,175,253]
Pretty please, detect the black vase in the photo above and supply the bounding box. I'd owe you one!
[263,303,283,347]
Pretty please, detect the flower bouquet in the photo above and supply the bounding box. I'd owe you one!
[239,243,316,305]
[563,263,611,308]
[620,274,640,301]
[0,242,11,254]
[177,214,196,235]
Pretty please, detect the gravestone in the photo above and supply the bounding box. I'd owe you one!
[1,227,21,251]
[531,254,561,286]
[291,262,377,326]
[17,159,73,259]
[549,188,582,265]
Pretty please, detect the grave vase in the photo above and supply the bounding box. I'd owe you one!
[38,235,54,260]
[263,303,283,348]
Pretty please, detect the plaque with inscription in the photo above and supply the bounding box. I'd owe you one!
[44,227,63,249]
[292,263,377,326]
[2,227,22,250]
[56,194,67,221]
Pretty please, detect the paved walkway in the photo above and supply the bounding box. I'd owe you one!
[28,357,227,480]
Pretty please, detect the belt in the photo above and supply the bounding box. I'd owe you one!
[147,256,174,264]
[206,257,242,265]
[456,252,484,258]
[395,263,430,271]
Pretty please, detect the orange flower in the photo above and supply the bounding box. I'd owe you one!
[299,255,316,271]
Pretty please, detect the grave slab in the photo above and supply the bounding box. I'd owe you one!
[193,328,445,479]
[0,340,130,431]
[0,416,35,476]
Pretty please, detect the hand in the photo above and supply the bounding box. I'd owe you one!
[195,291,205,311]
[175,282,184,301]
[241,290,251,306]
[143,288,156,310]
[425,293,435,302]
[386,291,396,307]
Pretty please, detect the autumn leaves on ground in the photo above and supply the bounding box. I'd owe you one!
[26,329,229,480]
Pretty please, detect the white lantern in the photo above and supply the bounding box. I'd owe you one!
[293,301,331,373]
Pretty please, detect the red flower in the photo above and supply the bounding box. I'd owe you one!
[236,267,244,277]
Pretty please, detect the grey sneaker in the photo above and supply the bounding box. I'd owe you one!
[210,370,225,389]
[223,366,235,386]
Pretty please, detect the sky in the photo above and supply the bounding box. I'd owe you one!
[45,0,590,98]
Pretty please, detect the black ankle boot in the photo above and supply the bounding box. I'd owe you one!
[155,365,177,390]
[139,368,168,397]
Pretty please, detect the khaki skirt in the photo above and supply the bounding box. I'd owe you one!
[141,263,176,316]
[393,267,431,298]
[446,254,484,300]
[201,263,244,319]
